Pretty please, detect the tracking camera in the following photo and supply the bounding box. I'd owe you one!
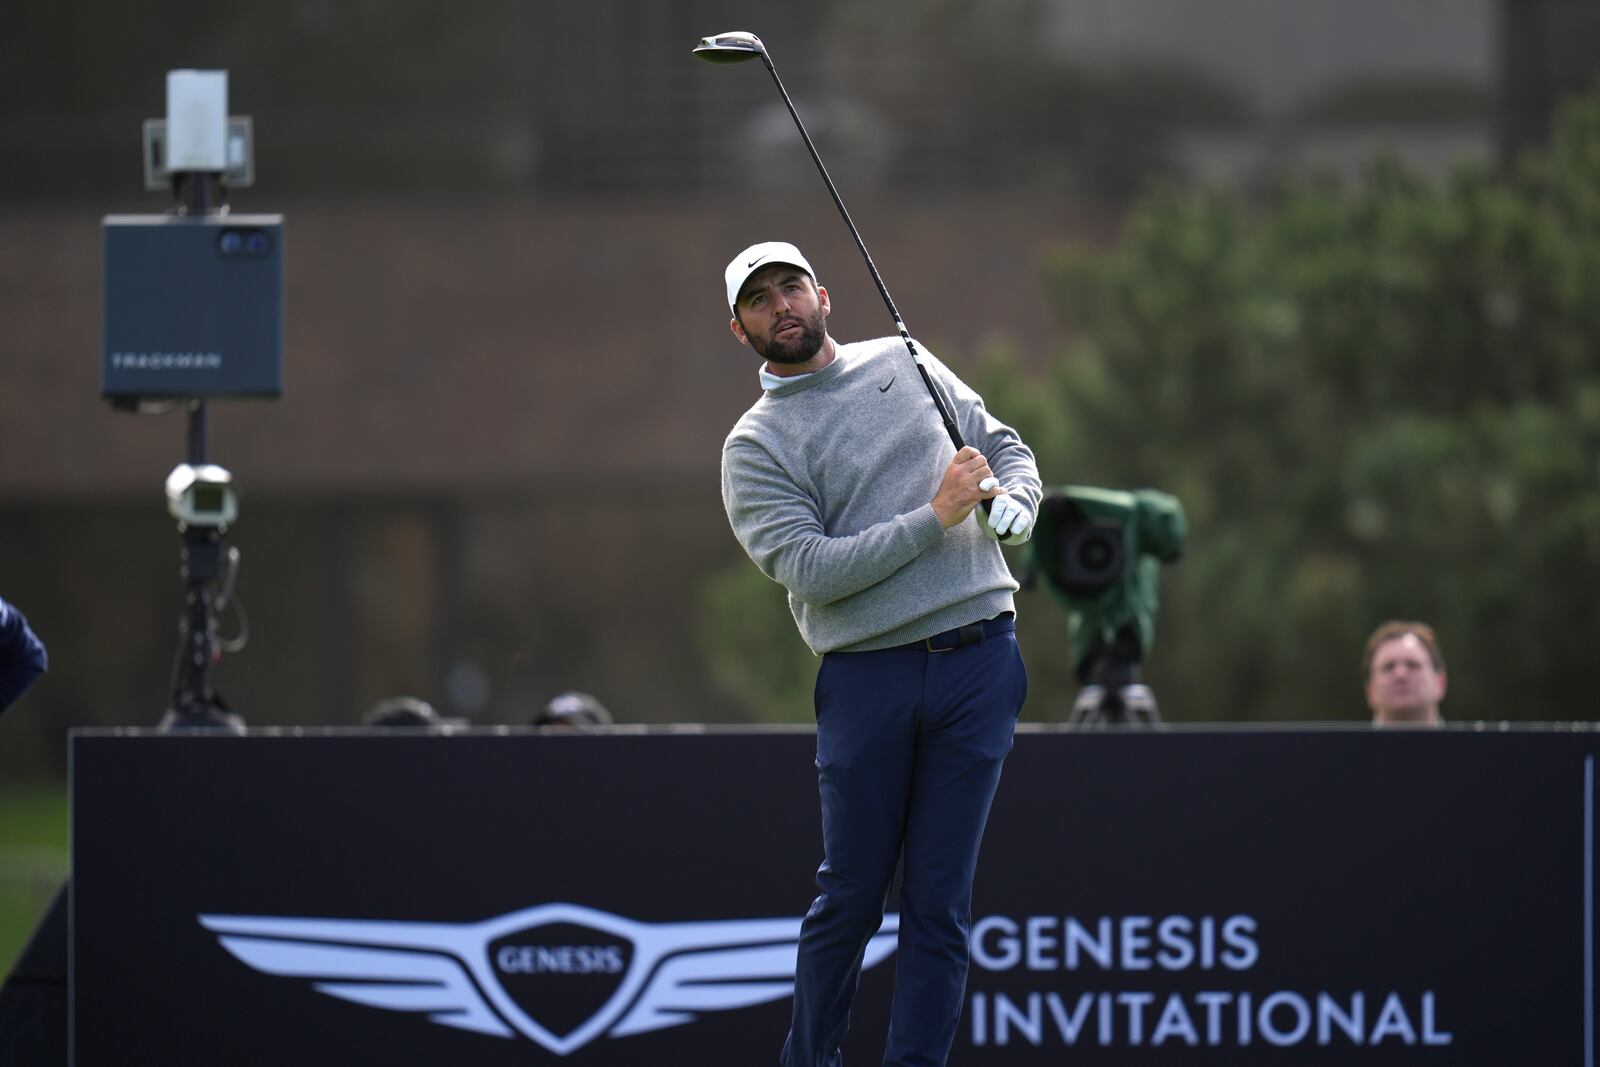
[165,463,238,529]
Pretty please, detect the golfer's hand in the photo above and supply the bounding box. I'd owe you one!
[931,446,1001,529]
[982,492,1034,545]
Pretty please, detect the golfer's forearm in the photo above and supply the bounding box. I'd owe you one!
[724,442,940,605]
[761,506,945,606]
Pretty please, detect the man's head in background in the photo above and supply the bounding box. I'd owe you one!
[1363,620,1447,727]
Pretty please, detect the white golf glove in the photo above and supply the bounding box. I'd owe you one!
[982,492,1033,545]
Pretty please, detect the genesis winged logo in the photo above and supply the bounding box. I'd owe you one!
[200,903,900,1055]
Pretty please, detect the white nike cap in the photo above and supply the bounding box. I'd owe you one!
[725,241,816,312]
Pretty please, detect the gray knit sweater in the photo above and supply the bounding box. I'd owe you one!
[720,336,1043,654]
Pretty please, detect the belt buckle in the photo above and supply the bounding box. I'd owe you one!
[925,621,985,654]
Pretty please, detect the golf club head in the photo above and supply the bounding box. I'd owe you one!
[693,31,766,63]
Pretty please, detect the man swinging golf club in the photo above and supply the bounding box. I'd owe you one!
[719,241,1041,1066]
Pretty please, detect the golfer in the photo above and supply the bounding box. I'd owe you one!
[718,241,1041,1066]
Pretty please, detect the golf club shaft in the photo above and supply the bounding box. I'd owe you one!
[755,54,967,453]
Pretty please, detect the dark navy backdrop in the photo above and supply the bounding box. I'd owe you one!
[71,727,1598,1065]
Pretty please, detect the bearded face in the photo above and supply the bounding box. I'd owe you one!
[732,266,830,367]
[747,304,827,364]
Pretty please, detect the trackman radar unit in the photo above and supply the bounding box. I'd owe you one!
[102,69,282,409]
[102,213,284,404]
[116,69,274,733]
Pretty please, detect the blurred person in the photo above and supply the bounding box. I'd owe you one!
[362,695,447,728]
[717,241,1041,1067]
[0,596,47,715]
[1363,620,1447,727]
[531,691,613,730]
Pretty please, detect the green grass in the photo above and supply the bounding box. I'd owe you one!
[0,783,69,978]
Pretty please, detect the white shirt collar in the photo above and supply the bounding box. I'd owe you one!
[759,365,814,391]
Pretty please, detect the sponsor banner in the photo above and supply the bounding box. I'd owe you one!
[71,728,1598,1065]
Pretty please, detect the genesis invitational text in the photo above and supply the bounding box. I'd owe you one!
[966,913,1452,1051]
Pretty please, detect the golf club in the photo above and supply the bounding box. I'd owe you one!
[693,30,972,459]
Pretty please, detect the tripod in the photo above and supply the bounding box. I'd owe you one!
[158,404,245,733]
[1069,650,1161,726]
[159,525,243,731]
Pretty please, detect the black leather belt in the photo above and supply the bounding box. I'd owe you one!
[891,612,1015,654]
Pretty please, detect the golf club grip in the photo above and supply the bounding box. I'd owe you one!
[913,356,994,521]
[914,361,964,451]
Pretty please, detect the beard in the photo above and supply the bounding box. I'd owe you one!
[750,309,827,365]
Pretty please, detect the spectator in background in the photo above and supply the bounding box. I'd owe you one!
[531,691,613,730]
[362,695,452,728]
[0,596,48,715]
[1363,620,1447,727]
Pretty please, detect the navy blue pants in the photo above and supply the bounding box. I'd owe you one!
[780,619,1027,1067]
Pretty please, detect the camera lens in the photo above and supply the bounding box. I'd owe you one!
[218,231,243,255]
[245,232,268,255]
[1056,521,1125,596]
[1078,536,1115,572]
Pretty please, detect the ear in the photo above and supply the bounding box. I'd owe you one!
[729,316,750,346]
[1434,669,1447,702]
[816,284,830,318]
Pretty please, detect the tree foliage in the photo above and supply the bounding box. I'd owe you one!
[696,562,818,724]
[698,87,1600,724]
[994,86,1600,722]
